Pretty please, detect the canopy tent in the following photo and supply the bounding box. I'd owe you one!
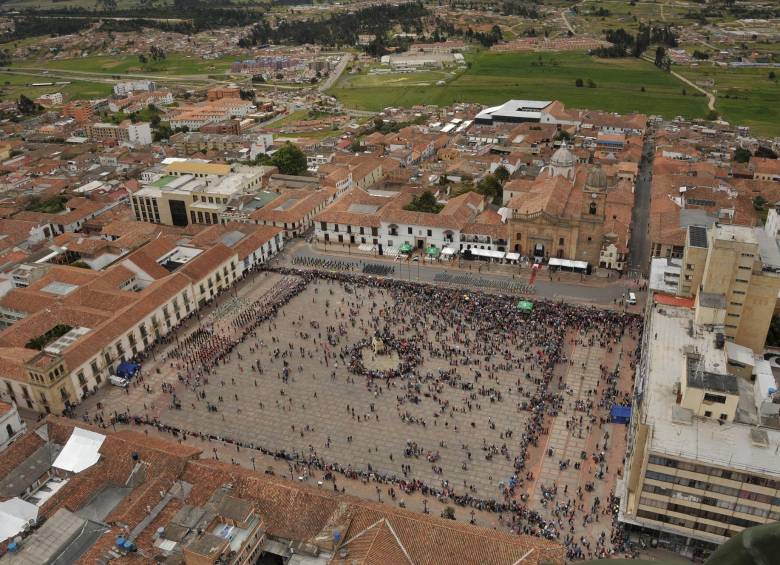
[516,300,534,312]
[0,498,38,543]
[399,242,413,254]
[425,245,440,257]
[384,247,400,258]
[548,257,588,272]
[52,427,106,474]
[468,248,506,260]
[505,252,521,262]
[610,404,632,424]
[116,362,139,379]
[357,243,375,253]
[440,247,456,257]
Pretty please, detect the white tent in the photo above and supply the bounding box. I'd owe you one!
[469,248,505,260]
[0,498,38,543]
[52,427,106,473]
[505,252,520,262]
[441,247,456,256]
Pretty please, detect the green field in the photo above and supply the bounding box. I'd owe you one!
[0,71,113,101]
[676,64,780,137]
[34,53,237,76]
[330,51,709,119]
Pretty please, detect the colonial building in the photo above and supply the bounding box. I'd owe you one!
[505,145,633,268]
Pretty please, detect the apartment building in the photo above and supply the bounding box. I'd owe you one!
[677,224,780,351]
[85,121,153,146]
[619,295,780,559]
[168,99,254,130]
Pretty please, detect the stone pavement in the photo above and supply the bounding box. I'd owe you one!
[74,271,640,554]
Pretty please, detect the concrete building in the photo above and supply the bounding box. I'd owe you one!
[677,224,780,351]
[131,166,268,227]
[619,294,780,559]
[85,121,153,146]
[113,79,156,96]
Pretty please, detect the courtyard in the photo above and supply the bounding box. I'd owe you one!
[74,268,641,558]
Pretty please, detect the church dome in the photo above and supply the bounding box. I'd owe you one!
[586,165,607,190]
[550,144,574,168]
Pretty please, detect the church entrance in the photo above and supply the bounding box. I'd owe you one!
[533,243,545,257]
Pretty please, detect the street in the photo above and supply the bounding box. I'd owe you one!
[628,134,655,274]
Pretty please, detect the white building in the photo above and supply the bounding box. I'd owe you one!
[113,80,156,96]
[0,400,25,452]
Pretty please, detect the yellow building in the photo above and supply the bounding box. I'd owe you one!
[678,224,780,351]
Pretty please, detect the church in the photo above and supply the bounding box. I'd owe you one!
[505,144,632,268]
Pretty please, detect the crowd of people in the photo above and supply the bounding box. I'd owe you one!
[77,267,643,561]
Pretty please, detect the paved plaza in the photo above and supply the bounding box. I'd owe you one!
[75,269,641,559]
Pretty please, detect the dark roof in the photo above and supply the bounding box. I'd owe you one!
[686,355,739,394]
[0,442,61,498]
[689,225,708,248]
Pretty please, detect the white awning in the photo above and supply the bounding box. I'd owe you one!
[357,243,375,252]
[52,427,106,473]
[469,248,505,259]
[505,252,520,261]
[548,257,588,270]
[0,498,38,543]
[384,247,400,257]
[441,247,456,256]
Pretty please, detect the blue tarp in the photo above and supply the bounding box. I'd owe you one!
[116,362,139,379]
[610,404,631,424]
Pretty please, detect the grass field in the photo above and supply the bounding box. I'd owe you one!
[35,53,236,76]
[0,72,113,101]
[675,64,780,136]
[330,51,709,119]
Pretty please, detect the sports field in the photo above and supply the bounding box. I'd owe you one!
[330,51,709,119]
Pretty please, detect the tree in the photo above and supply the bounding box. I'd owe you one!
[17,94,41,115]
[733,147,751,163]
[654,46,666,67]
[586,78,597,88]
[770,71,776,80]
[404,191,443,214]
[476,174,503,205]
[755,146,778,159]
[575,78,584,87]
[271,143,308,175]
[493,165,510,183]
[349,138,363,153]
[706,110,718,121]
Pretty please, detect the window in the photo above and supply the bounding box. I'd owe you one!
[704,393,727,404]
[427,229,432,237]
[90,360,99,376]
[559,237,564,245]
[720,413,728,420]
[407,227,412,235]
[589,202,597,215]
[704,410,712,417]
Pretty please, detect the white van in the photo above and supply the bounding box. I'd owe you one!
[109,375,128,388]
[627,292,637,305]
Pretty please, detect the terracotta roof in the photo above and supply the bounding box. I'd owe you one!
[178,243,235,283]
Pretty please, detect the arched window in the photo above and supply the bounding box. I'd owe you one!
[589,202,597,215]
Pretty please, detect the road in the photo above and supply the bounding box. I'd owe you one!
[628,135,655,274]
[640,55,716,112]
[280,242,641,307]
[560,8,575,34]
[318,52,352,92]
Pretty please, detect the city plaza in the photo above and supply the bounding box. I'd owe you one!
[73,266,641,560]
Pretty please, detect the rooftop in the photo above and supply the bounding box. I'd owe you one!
[642,302,780,474]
